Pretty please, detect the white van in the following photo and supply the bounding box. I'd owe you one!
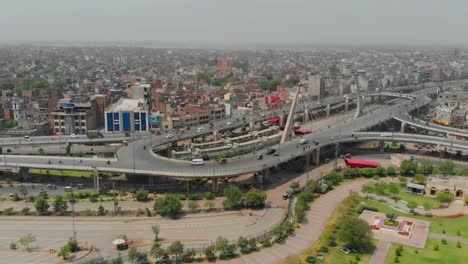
[191,158,204,166]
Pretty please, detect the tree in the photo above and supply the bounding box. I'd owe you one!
[167,240,184,260]
[53,195,68,215]
[38,148,45,155]
[337,218,374,253]
[151,225,160,242]
[188,201,199,213]
[128,247,149,264]
[204,246,216,261]
[35,197,50,215]
[244,188,267,208]
[58,244,71,259]
[18,234,36,250]
[205,200,216,211]
[407,201,418,213]
[97,205,107,216]
[375,166,386,177]
[289,181,300,191]
[133,190,149,201]
[400,160,417,175]
[414,174,427,184]
[248,238,258,251]
[419,160,434,175]
[423,201,433,213]
[388,183,400,196]
[386,166,397,176]
[437,192,454,203]
[151,242,166,260]
[237,237,249,254]
[223,186,243,209]
[215,236,230,257]
[360,168,375,178]
[439,160,454,176]
[153,194,182,217]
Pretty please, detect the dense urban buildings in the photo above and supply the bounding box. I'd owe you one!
[1,46,467,135]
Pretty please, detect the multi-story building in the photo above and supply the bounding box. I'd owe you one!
[51,99,97,135]
[308,75,326,99]
[217,57,232,71]
[105,98,149,133]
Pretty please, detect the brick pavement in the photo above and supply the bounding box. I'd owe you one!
[369,240,391,264]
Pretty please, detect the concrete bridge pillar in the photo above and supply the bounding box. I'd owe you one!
[279,115,285,127]
[312,148,320,165]
[66,143,71,155]
[19,167,29,182]
[326,104,331,117]
[400,122,406,133]
[211,178,219,193]
[379,140,385,152]
[148,176,154,186]
[345,97,349,112]
[93,168,100,192]
[249,121,254,131]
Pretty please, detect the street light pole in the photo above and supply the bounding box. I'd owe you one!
[70,186,77,241]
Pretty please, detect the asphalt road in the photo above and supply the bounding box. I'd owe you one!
[1,82,468,179]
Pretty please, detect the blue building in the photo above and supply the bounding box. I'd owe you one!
[105,98,149,133]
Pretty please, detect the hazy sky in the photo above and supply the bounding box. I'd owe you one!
[2,0,468,47]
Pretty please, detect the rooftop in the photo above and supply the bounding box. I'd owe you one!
[108,98,147,112]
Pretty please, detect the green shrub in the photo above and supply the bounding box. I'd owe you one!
[319,246,329,253]
[456,241,462,248]
[441,239,447,245]
[188,193,203,200]
[260,237,272,247]
[9,242,17,250]
[305,256,317,263]
[433,244,439,251]
[204,192,214,200]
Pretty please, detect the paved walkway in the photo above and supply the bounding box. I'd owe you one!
[219,179,369,264]
[369,240,391,264]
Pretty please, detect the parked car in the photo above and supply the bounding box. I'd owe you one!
[257,154,263,160]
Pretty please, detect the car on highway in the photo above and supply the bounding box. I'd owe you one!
[191,158,204,166]
[219,158,227,164]
[197,127,205,132]
[380,132,391,137]
[70,133,78,138]
[257,154,263,160]
[23,135,32,141]
[165,134,174,139]
[299,138,308,145]
[46,184,57,190]
[266,148,276,155]
[313,140,319,146]
[226,121,233,126]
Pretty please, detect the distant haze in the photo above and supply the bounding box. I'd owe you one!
[2,0,468,47]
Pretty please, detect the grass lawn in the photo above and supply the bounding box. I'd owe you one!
[359,198,468,239]
[29,169,112,178]
[397,190,442,209]
[363,182,442,209]
[282,196,375,264]
[361,141,401,150]
[385,238,466,264]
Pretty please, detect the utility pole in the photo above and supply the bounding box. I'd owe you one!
[70,186,77,241]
